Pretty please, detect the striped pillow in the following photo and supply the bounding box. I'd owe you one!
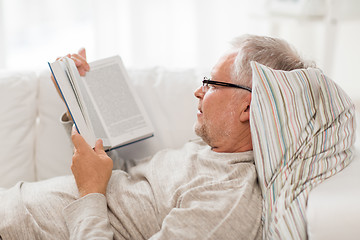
[249,61,355,239]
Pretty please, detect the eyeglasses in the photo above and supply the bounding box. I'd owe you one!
[202,77,252,93]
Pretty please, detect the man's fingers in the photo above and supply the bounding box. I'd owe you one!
[94,139,106,155]
[78,47,87,59]
[71,54,90,68]
[55,51,90,76]
[71,54,90,74]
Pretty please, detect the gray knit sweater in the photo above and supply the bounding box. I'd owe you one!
[0,138,262,239]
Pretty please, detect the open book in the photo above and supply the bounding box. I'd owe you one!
[48,55,154,150]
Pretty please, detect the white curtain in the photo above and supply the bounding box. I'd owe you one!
[0,0,268,71]
[1,0,360,102]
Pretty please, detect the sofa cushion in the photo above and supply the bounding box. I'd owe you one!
[249,62,355,239]
[0,71,37,188]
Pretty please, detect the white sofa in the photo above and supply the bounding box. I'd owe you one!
[0,68,359,239]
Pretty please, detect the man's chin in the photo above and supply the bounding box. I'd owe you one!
[193,122,202,137]
[193,123,212,146]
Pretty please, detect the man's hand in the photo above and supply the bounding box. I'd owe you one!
[51,48,90,120]
[69,48,90,76]
[71,126,113,198]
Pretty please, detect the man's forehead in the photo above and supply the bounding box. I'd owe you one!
[210,51,238,80]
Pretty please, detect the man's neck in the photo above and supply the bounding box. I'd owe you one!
[211,142,253,153]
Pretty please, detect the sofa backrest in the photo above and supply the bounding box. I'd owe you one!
[0,71,38,188]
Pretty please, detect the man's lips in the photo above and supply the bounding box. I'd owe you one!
[197,104,202,113]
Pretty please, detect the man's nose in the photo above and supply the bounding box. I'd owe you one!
[194,86,204,99]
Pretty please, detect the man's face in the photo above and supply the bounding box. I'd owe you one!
[194,51,251,152]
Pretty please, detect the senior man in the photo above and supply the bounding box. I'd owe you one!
[0,35,314,240]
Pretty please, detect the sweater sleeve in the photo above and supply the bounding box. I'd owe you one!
[60,114,114,239]
[63,193,113,240]
[60,112,74,140]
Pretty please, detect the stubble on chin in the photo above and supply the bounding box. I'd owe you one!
[194,122,213,146]
[194,118,234,149]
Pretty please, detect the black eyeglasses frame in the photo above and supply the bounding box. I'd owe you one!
[202,77,252,93]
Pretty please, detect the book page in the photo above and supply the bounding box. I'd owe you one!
[64,60,93,129]
[76,77,111,146]
[84,60,148,140]
[48,61,97,148]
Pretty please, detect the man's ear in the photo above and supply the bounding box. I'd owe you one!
[239,94,251,123]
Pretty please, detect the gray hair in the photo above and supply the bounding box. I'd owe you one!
[230,34,316,87]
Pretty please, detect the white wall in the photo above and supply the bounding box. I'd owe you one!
[256,0,360,104]
[263,17,360,105]
[332,20,360,103]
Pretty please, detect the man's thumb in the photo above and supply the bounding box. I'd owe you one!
[71,125,89,150]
